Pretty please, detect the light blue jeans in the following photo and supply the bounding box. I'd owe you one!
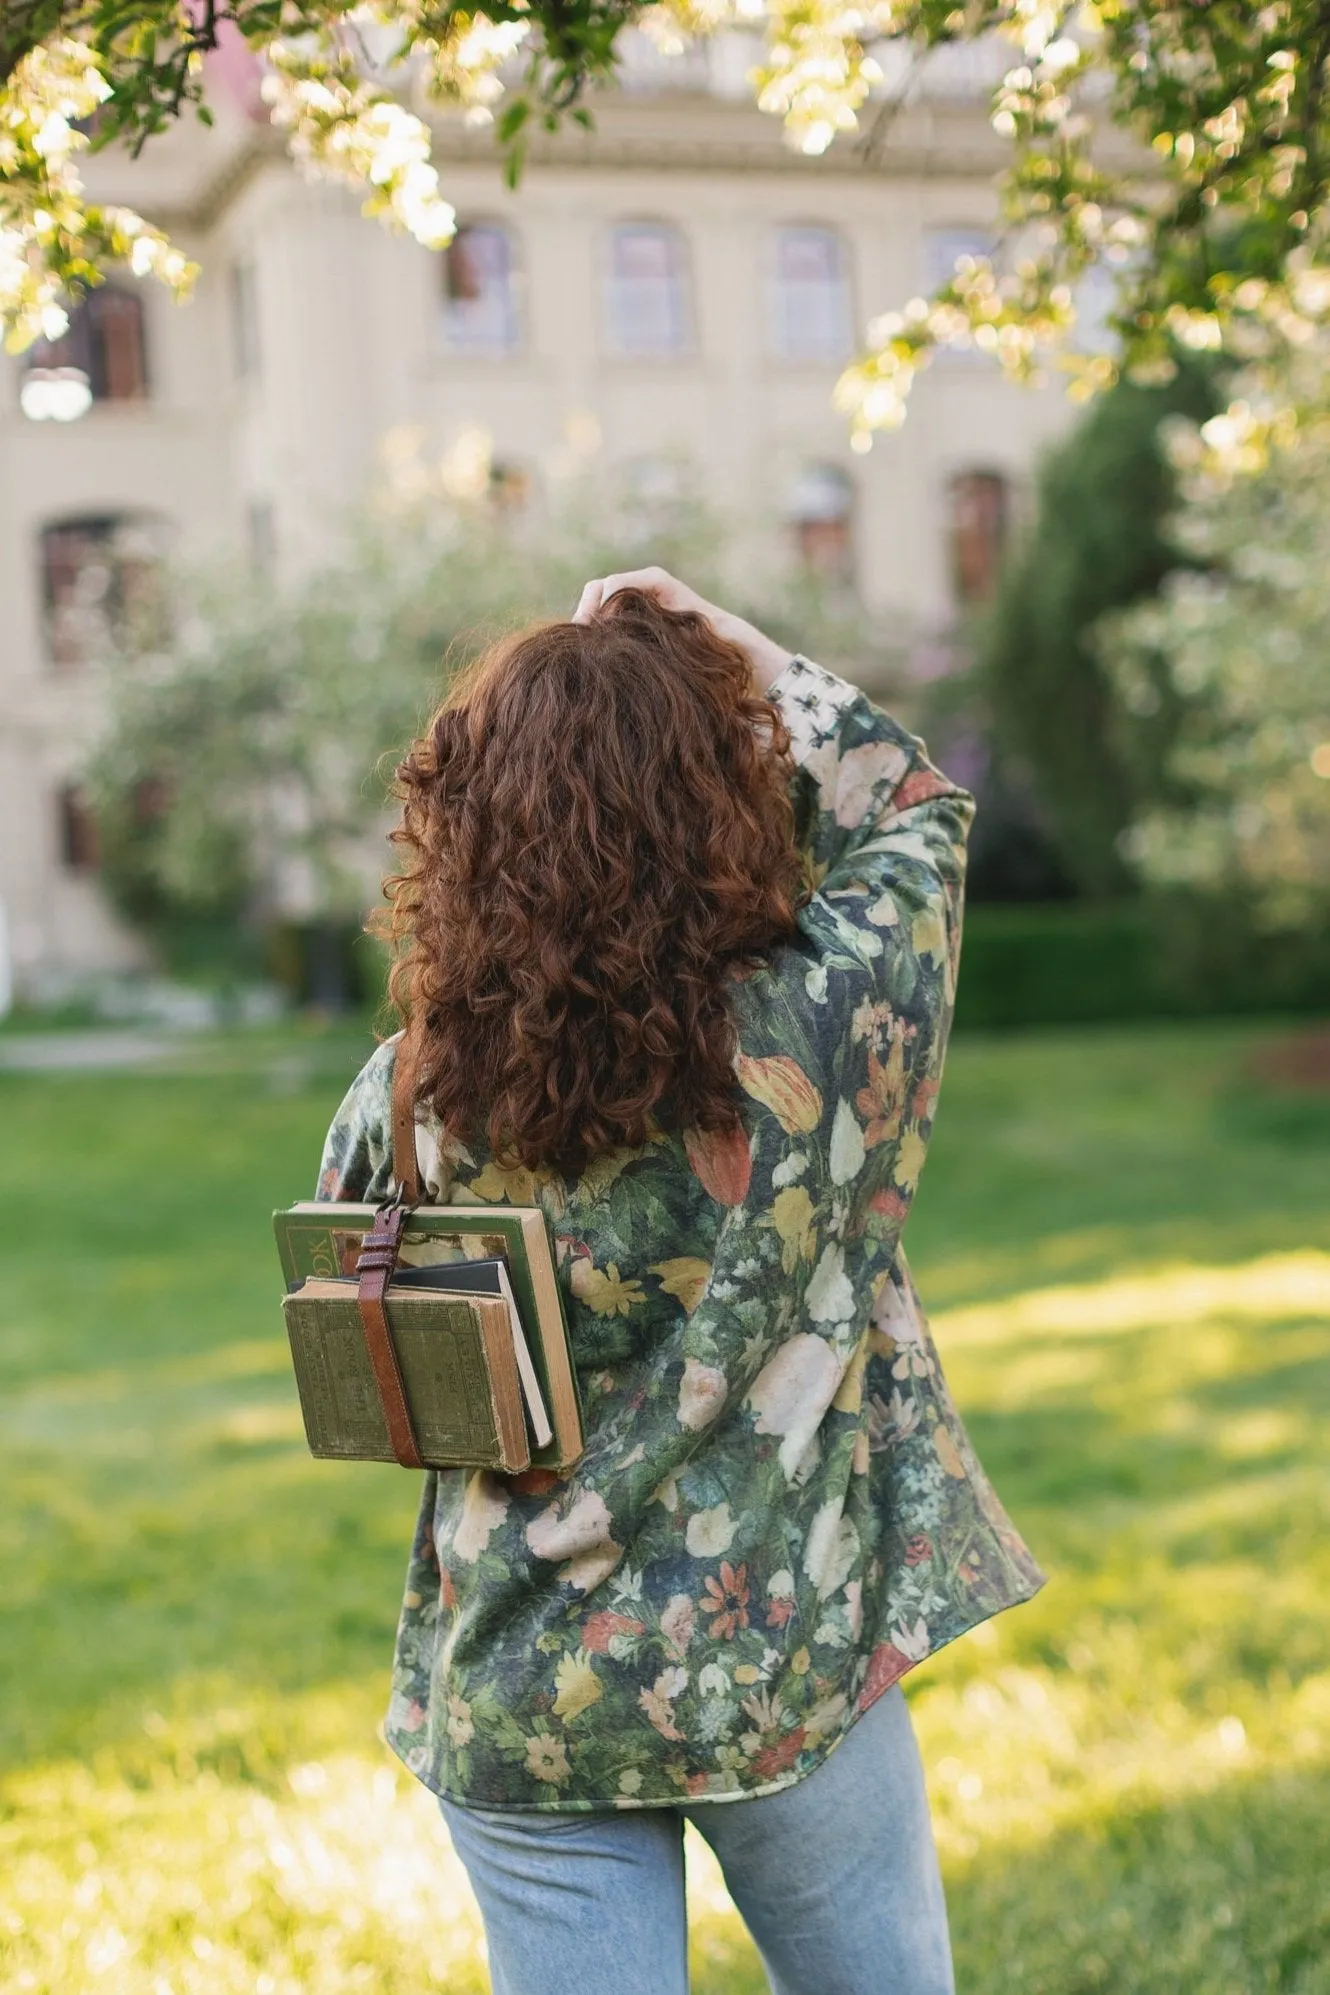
[440,1686,954,1995]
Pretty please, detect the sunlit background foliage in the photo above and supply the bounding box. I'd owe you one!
[1102,363,1330,930]
[6,4,1330,454]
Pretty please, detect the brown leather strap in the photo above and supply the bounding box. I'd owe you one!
[355,1202,422,1468]
[391,1029,422,1204]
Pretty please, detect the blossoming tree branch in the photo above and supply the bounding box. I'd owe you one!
[4,1,1330,446]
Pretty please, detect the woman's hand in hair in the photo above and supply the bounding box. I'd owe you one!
[573,567,793,694]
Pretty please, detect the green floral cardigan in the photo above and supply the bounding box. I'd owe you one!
[317,655,1044,1811]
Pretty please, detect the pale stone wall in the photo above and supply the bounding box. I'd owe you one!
[0,78,1077,990]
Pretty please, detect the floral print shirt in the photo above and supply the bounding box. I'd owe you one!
[317,655,1045,1811]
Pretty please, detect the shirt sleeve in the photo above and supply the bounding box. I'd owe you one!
[642,653,974,1422]
[772,651,973,973]
[313,1039,397,1203]
[753,653,973,1247]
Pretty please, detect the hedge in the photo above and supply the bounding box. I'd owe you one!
[955,902,1330,1031]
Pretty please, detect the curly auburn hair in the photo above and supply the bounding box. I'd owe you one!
[378,590,803,1171]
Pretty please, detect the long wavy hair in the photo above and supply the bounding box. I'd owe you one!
[378,589,803,1171]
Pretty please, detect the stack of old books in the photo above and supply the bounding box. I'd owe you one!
[274,1203,582,1473]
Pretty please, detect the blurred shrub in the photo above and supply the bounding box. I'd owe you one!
[979,358,1216,898]
[87,464,900,979]
[1102,380,1330,938]
[263,923,391,1013]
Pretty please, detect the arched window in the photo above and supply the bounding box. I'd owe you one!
[947,470,1009,605]
[605,223,691,358]
[787,464,855,581]
[40,514,170,670]
[442,223,521,353]
[21,286,148,419]
[771,226,852,362]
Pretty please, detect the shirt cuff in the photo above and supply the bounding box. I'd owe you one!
[768,654,861,770]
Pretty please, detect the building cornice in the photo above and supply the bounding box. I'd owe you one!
[156,91,1090,232]
[426,96,1017,179]
[104,84,1144,234]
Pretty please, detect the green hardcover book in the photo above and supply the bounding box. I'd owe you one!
[274,1203,583,1470]
[282,1282,530,1471]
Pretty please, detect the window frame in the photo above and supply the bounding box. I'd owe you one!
[769,223,853,364]
[602,220,694,361]
[38,512,171,671]
[20,283,150,413]
[945,467,1010,607]
[439,220,524,357]
[785,462,856,584]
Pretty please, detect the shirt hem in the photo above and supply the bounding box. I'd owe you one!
[384,1564,1047,1815]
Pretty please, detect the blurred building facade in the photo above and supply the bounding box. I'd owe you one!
[0,32,1080,992]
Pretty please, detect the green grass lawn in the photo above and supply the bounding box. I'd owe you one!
[2,1019,1328,1994]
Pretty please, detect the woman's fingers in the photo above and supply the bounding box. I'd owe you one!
[601,568,676,610]
[572,578,606,624]
[571,568,791,688]
[574,567,704,625]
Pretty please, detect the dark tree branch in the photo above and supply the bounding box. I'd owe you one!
[0,0,80,88]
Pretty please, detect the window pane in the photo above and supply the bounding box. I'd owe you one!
[1072,262,1121,355]
[442,224,520,353]
[24,311,91,381]
[41,515,169,669]
[772,227,851,361]
[20,286,147,413]
[948,471,1009,604]
[606,224,688,357]
[786,464,854,581]
[87,288,147,401]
